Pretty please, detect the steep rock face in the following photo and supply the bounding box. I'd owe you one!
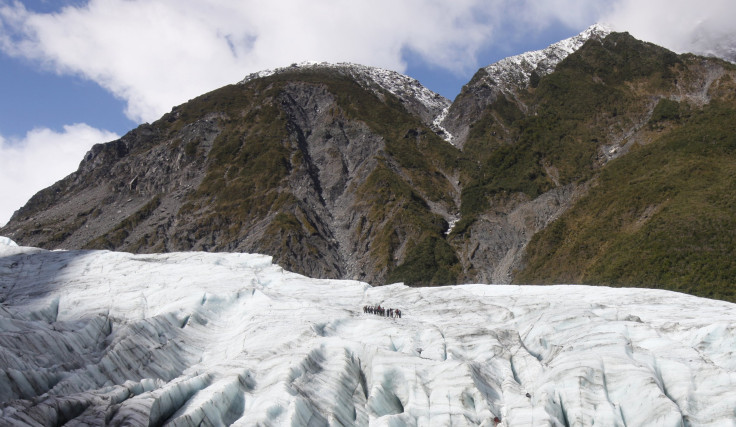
[451,183,589,283]
[242,62,451,129]
[4,118,221,253]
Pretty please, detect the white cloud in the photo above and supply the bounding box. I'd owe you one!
[0,0,502,124]
[1,0,734,130]
[512,0,609,30]
[0,124,119,226]
[601,0,736,61]
[0,0,623,126]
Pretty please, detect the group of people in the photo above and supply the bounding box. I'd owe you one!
[363,305,402,318]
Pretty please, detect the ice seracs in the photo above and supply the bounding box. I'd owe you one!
[2,240,736,425]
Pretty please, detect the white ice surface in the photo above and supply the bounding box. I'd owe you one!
[0,237,17,247]
[432,106,454,143]
[1,242,736,426]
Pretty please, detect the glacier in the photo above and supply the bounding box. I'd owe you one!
[1,238,736,426]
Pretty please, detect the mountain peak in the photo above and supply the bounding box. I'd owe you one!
[482,24,612,90]
[441,24,613,148]
[239,61,450,129]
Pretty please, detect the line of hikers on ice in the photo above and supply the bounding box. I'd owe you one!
[363,305,401,318]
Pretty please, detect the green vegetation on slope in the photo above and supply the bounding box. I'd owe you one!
[456,33,684,229]
[387,235,461,286]
[354,162,457,285]
[516,101,736,302]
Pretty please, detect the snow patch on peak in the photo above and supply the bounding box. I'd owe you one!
[239,60,324,83]
[240,62,451,138]
[240,62,449,112]
[349,63,451,113]
[482,24,612,91]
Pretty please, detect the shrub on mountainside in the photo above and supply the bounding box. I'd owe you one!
[387,235,461,286]
[516,101,736,302]
[649,98,690,128]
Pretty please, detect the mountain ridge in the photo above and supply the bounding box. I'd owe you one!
[440,24,612,149]
[240,61,451,130]
[3,27,736,302]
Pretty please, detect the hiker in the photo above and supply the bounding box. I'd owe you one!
[362,304,403,319]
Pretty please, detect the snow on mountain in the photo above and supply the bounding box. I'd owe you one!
[482,24,612,92]
[1,240,736,425]
[431,106,454,144]
[439,24,613,149]
[240,62,453,141]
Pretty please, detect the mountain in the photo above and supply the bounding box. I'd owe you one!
[2,26,736,301]
[441,24,612,148]
[447,28,736,301]
[1,62,461,284]
[3,239,736,425]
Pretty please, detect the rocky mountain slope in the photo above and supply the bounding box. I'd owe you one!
[3,26,736,301]
[2,63,461,284]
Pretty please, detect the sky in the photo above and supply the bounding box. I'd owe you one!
[1,0,735,226]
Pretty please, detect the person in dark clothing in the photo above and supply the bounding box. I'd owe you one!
[362,304,404,318]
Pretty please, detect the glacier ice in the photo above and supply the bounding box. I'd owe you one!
[1,240,736,426]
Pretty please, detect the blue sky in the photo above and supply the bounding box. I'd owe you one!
[1,0,734,226]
